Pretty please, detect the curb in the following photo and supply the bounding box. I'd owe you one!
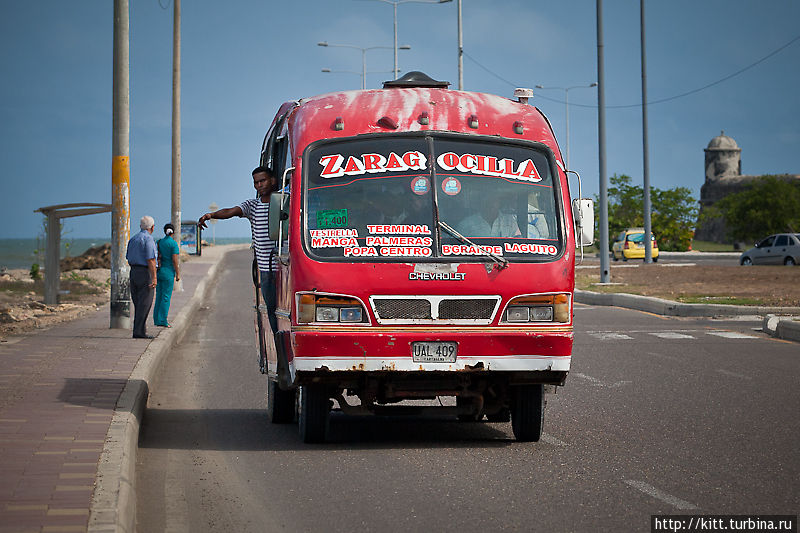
[88,245,247,533]
[575,289,800,342]
[762,314,800,343]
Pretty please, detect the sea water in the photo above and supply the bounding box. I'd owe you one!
[0,237,250,271]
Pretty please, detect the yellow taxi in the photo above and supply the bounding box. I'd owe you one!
[612,228,659,262]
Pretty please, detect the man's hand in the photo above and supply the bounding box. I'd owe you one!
[197,206,242,229]
[198,213,212,229]
[147,258,157,289]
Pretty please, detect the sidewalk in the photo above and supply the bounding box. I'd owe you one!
[0,244,246,533]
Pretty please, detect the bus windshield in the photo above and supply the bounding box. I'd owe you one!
[304,135,561,262]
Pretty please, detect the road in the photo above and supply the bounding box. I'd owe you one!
[582,251,741,266]
[136,248,799,532]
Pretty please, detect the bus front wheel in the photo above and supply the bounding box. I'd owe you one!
[299,385,330,443]
[267,379,296,424]
[511,384,545,442]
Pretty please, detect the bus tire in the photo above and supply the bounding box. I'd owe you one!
[511,384,544,442]
[267,379,295,424]
[299,385,329,443]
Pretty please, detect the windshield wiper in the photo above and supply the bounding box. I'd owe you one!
[438,220,508,270]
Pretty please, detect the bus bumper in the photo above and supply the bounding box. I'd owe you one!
[290,328,572,373]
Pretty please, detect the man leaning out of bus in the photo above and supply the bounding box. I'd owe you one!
[198,166,279,332]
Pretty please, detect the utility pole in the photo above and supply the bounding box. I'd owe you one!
[641,0,653,263]
[110,0,131,329]
[393,2,399,78]
[457,0,463,90]
[172,0,182,285]
[208,202,218,245]
[597,0,610,283]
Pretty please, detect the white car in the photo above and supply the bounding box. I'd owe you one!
[739,233,800,265]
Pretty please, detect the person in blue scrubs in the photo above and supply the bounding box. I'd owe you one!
[153,223,181,327]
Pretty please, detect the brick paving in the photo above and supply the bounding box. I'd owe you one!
[0,247,231,532]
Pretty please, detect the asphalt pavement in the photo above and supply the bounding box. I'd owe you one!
[0,247,796,533]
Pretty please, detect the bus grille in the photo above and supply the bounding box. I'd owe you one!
[373,299,432,320]
[438,299,496,319]
[370,296,499,324]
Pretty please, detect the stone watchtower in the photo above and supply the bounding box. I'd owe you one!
[695,132,747,242]
[704,131,741,185]
[695,131,800,243]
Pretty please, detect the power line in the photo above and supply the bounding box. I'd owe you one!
[464,33,800,109]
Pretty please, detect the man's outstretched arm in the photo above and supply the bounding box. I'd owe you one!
[198,206,243,229]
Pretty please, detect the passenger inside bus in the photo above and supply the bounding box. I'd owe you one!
[386,190,428,225]
[455,195,521,238]
[527,192,550,239]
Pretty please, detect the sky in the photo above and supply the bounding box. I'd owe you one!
[1,0,798,239]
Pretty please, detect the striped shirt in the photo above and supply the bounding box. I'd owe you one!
[240,198,277,272]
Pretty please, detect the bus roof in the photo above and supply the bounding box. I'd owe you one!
[287,85,562,161]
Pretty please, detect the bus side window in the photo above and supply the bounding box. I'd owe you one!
[261,108,293,174]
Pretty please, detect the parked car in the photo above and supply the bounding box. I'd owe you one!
[612,228,659,262]
[739,233,800,265]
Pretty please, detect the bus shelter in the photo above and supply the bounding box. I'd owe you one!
[34,203,112,305]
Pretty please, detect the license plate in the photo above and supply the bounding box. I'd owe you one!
[412,341,457,363]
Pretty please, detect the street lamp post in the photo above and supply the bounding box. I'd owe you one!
[318,42,409,89]
[365,0,452,78]
[535,83,597,169]
[322,68,394,90]
[208,202,218,245]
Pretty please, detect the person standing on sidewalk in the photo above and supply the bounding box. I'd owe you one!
[198,166,278,332]
[126,215,158,339]
[153,223,181,328]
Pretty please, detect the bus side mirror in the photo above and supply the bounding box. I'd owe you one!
[572,198,594,247]
[268,192,289,242]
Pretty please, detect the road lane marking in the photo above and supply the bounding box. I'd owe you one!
[571,372,631,388]
[646,352,682,362]
[198,338,253,344]
[715,368,752,380]
[707,331,759,339]
[650,332,695,339]
[624,480,699,510]
[540,434,567,446]
[587,332,633,340]
[584,329,764,341]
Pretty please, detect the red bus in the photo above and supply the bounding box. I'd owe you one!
[255,72,594,443]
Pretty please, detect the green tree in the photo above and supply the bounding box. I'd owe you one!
[711,175,800,243]
[606,174,643,235]
[596,174,698,251]
[650,186,698,251]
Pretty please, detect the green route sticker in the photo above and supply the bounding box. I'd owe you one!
[317,209,348,229]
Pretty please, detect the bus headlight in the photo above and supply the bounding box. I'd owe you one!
[506,306,530,322]
[297,293,368,324]
[339,307,363,322]
[503,294,570,323]
[530,306,554,321]
[315,307,340,322]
